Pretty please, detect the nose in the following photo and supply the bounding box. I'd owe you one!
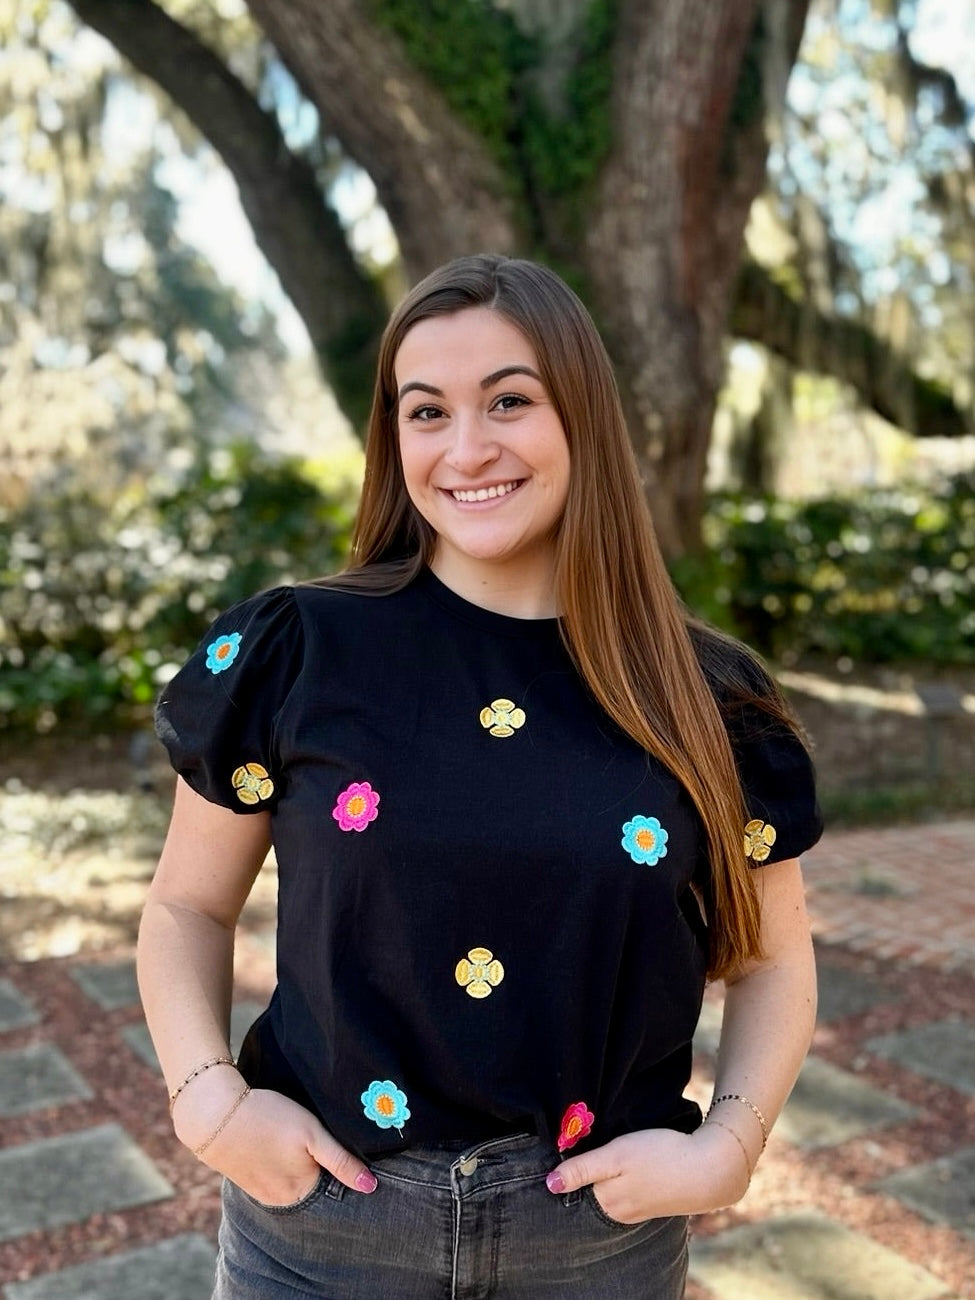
[444,411,501,475]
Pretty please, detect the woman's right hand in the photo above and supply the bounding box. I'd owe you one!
[172,1073,378,1204]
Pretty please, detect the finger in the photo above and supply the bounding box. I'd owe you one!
[545,1148,615,1195]
[309,1129,378,1194]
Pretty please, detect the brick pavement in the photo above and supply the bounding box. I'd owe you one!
[801,819,975,972]
[1,820,973,1298]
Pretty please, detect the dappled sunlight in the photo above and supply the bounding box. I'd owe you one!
[779,668,975,717]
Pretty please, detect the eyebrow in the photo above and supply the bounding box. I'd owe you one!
[397,364,543,403]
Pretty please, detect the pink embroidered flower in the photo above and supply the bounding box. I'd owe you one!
[557,1101,595,1152]
[332,781,380,832]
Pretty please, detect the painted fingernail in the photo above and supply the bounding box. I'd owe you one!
[355,1170,378,1193]
[545,1170,565,1194]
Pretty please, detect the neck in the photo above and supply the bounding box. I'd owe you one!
[429,550,560,619]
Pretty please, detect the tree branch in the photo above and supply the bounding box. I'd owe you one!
[732,259,972,438]
[243,0,520,278]
[67,0,388,427]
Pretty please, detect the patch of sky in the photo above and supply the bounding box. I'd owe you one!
[262,59,320,151]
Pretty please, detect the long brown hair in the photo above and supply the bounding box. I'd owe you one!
[328,254,794,978]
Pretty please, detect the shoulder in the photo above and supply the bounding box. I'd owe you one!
[291,563,432,635]
[687,621,781,716]
[687,622,823,858]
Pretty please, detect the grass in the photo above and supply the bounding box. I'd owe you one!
[819,777,975,828]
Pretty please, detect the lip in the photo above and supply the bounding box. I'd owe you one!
[441,479,526,504]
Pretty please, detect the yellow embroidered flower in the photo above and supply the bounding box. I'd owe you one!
[744,818,777,862]
[232,762,275,805]
[479,698,526,738]
[455,947,505,999]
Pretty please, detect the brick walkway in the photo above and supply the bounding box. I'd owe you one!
[1,820,974,1298]
[802,819,975,971]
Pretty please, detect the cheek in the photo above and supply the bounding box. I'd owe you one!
[398,434,434,500]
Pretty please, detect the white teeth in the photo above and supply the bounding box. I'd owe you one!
[451,481,520,502]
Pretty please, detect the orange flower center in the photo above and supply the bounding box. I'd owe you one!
[375,1093,395,1117]
[565,1115,583,1138]
[346,795,367,817]
[216,643,231,659]
[635,828,656,851]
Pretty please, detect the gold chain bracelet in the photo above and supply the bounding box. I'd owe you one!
[708,1093,769,1150]
[193,1085,252,1157]
[168,1055,236,1113]
[704,1116,754,1183]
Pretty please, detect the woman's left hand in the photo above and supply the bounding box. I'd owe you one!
[545,1124,751,1223]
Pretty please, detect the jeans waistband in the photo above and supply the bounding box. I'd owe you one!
[370,1132,550,1195]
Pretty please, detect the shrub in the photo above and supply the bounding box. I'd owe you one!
[672,472,975,664]
[0,442,359,731]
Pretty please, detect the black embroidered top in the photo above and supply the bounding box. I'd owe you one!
[155,567,822,1158]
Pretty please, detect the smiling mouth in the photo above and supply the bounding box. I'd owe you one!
[448,479,525,503]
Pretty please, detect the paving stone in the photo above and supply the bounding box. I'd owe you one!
[814,957,897,1023]
[0,978,40,1032]
[4,1232,217,1300]
[69,960,139,1010]
[121,999,265,1073]
[688,1209,951,1299]
[692,999,723,1058]
[877,1145,975,1241]
[777,1054,915,1149]
[0,1123,172,1242]
[120,1021,159,1071]
[230,1000,265,1056]
[867,1018,975,1095]
[0,1042,93,1117]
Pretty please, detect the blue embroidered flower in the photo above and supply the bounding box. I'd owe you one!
[206,632,241,674]
[361,1079,410,1132]
[621,815,669,865]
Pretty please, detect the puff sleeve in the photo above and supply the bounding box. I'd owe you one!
[154,586,303,812]
[720,659,824,865]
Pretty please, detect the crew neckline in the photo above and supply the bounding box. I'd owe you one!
[415,567,562,640]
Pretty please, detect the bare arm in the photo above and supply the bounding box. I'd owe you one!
[708,857,817,1170]
[138,776,270,1093]
[548,857,816,1220]
[139,778,377,1200]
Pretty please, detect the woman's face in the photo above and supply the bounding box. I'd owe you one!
[395,307,571,597]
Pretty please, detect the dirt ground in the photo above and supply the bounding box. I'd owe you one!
[1,659,973,961]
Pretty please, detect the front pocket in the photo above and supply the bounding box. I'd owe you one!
[583,1184,635,1231]
[234,1167,329,1215]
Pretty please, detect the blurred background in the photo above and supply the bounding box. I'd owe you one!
[0,0,973,905]
[0,5,973,1296]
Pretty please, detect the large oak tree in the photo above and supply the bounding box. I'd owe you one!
[68,0,972,554]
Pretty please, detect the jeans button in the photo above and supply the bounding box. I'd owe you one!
[458,1156,479,1176]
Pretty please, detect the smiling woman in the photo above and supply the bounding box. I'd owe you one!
[142,254,822,1299]
[395,308,571,617]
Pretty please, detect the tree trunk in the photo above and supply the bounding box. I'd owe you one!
[66,0,970,559]
[582,0,810,556]
[243,0,521,279]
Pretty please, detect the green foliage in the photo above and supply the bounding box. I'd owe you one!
[723,6,765,175]
[818,776,975,828]
[728,7,765,134]
[369,0,529,170]
[369,0,615,218]
[519,0,616,202]
[672,473,975,664]
[8,453,972,735]
[0,444,359,731]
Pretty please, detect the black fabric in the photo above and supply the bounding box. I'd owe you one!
[155,568,822,1159]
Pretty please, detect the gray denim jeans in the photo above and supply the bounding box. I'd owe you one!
[213,1132,688,1299]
